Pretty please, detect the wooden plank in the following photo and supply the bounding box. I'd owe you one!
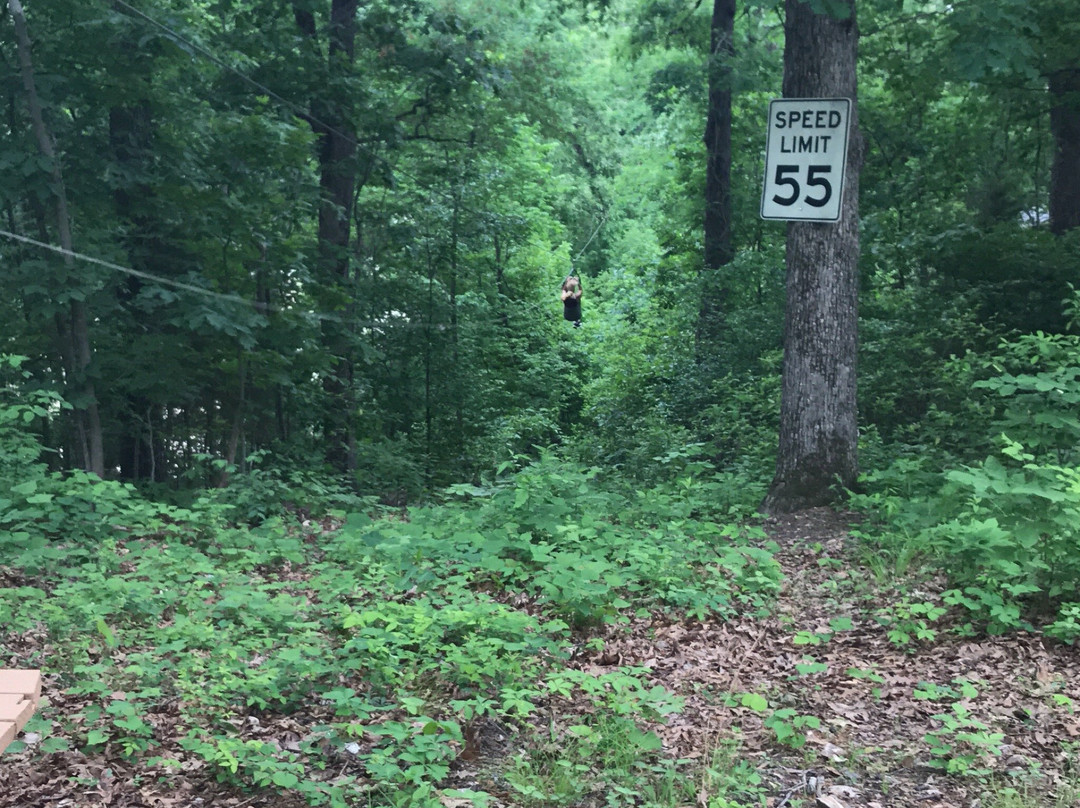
[0,695,35,731]
[0,670,41,702]
[0,720,16,755]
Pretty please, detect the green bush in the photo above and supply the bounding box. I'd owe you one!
[1,440,781,806]
[346,453,782,626]
[852,308,1080,636]
[0,355,62,476]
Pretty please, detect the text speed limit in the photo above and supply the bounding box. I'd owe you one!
[760,98,851,222]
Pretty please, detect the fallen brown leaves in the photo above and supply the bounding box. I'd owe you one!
[568,508,1080,808]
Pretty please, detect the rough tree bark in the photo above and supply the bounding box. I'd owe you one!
[1049,67,1080,235]
[696,0,736,358]
[296,0,361,472]
[761,0,860,515]
[8,0,105,477]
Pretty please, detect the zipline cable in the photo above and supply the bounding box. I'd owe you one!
[0,227,415,328]
[573,211,607,263]
[111,0,370,179]
[114,0,474,210]
[0,229,263,308]
[0,227,563,328]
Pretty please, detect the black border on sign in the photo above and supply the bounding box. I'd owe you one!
[760,97,851,223]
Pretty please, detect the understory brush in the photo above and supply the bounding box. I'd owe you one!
[851,308,1080,640]
[0,446,780,806]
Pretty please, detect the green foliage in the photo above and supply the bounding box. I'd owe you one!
[1,0,617,493]
[0,450,780,805]
[195,453,371,523]
[341,453,781,627]
[853,303,1080,637]
[1044,603,1080,643]
[0,469,203,574]
[731,692,820,750]
[506,711,673,807]
[763,708,821,750]
[875,598,947,647]
[925,229,1080,337]
[695,741,769,808]
[4,0,1079,797]
[0,356,65,474]
[982,777,1080,808]
[507,667,682,804]
[924,702,1005,777]
[352,436,428,503]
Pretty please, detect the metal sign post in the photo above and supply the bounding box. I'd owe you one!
[760,98,852,222]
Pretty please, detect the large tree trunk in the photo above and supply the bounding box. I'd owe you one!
[1049,67,1080,235]
[697,0,736,360]
[9,0,105,477]
[297,0,361,473]
[762,0,860,515]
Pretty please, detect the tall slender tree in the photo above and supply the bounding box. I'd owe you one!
[697,0,736,358]
[294,0,361,472]
[703,0,735,270]
[8,0,104,476]
[1048,67,1080,235]
[1049,67,1080,234]
[762,0,860,514]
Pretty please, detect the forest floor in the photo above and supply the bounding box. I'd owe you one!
[541,508,1080,808]
[2,508,1078,808]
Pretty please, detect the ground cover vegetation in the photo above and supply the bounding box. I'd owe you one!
[3,0,1080,805]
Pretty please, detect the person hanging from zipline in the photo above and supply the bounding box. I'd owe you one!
[561,275,583,328]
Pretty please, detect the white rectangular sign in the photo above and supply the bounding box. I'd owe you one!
[760,97,851,222]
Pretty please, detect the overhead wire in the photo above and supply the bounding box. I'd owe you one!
[0,227,565,329]
[0,228,423,329]
[1,229,245,303]
[111,0,354,155]
[573,211,607,263]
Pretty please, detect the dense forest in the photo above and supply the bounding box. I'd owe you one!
[2,0,1080,806]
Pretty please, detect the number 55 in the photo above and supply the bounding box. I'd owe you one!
[771,164,833,207]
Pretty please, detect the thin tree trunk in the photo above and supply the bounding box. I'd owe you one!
[697,0,736,362]
[494,233,509,327]
[52,310,88,466]
[449,186,463,458]
[219,355,247,487]
[1049,67,1080,235]
[424,248,435,483]
[762,0,860,514]
[108,94,180,481]
[703,0,735,271]
[146,406,156,484]
[8,0,104,476]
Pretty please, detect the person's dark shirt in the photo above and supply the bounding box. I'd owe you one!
[563,294,581,322]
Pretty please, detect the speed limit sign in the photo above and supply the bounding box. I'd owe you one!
[760,98,851,222]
